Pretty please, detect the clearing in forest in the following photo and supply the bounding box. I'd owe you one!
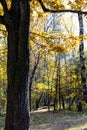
[30,110,87,130]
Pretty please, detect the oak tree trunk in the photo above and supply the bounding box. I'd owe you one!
[0,1,30,130]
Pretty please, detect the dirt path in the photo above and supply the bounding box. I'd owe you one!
[30,110,87,130]
[0,110,87,130]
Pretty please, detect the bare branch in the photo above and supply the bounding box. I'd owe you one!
[38,0,87,14]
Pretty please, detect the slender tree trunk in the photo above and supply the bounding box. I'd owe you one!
[78,13,87,102]
[54,55,59,111]
[58,54,61,110]
[47,75,50,111]
[61,95,65,109]
[29,54,40,111]
[36,92,43,109]
[46,59,50,111]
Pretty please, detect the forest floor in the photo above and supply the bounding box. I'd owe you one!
[30,109,87,130]
[0,109,87,130]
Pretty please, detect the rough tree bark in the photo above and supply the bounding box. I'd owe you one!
[0,0,30,130]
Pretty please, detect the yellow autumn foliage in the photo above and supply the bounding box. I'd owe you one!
[37,83,48,91]
[30,30,81,54]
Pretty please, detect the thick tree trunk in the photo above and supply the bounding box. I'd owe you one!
[4,1,30,130]
[78,13,87,102]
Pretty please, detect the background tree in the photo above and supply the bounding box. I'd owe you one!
[78,13,87,103]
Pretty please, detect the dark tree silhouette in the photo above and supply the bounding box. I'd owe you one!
[0,0,30,130]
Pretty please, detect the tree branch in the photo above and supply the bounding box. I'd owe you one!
[0,0,8,14]
[38,0,87,14]
[0,15,5,25]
